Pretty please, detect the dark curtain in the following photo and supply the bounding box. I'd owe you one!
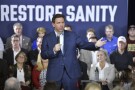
[128,0,135,26]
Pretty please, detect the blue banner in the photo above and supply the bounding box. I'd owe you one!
[0,0,128,43]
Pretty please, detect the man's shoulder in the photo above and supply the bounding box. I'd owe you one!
[22,35,31,40]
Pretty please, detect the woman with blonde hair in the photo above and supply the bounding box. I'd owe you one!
[84,82,101,90]
[89,49,115,90]
[31,36,48,90]
[32,27,46,50]
[32,58,48,90]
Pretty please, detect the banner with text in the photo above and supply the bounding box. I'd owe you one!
[0,0,128,43]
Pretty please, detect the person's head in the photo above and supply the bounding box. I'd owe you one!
[117,36,127,51]
[97,49,109,63]
[15,51,27,64]
[84,82,101,90]
[86,28,96,42]
[105,24,114,39]
[13,22,23,36]
[36,37,43,49]
[44,81,58,90]
[4,77,21,90]
[11,34,20,49]
[52,14,65,33]
[37,27,46,38]
[128,25,135,38]
[64,24,72,31]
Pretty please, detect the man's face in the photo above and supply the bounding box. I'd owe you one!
[86,32,95,41]
[118,41,126,50]
[13,26,22,36]
[105,28,114,39]
[52,17,65,32]
[11,37,20,48]
[128,28,135,37]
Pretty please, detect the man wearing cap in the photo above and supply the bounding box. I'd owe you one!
[127,25,135,66]
[110,36,134,71]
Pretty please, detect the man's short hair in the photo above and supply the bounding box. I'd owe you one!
[13,22,23,29]
[11,34,20,40]
[105,24,114,31]
[86,28,95,35]
[52,14,65,23]
[4,77,21,90]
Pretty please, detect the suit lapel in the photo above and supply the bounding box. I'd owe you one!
[51,32,58,47]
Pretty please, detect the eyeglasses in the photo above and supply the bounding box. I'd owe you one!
[12,40,19,42]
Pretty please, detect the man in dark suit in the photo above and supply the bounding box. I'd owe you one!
[5,22,31,51]
[41,14,106,90]
[4,34,28,66]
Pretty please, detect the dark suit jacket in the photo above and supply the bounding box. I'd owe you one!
[9,64,31,84]
[5,35,31,51]
[0,59,8,90]
[41,30,98,81]
[3,48,28,66]
[29,49,39,68]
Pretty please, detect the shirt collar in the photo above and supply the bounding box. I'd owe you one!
[54,30,64,36]
[96,62,109,68]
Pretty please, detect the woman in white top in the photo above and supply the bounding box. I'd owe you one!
[9,51,31,90]
[89,49,115,90]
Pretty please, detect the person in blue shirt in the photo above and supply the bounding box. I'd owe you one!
[32,27,46,50]
[101,24,118,55]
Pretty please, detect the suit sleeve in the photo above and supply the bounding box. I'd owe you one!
[75,34,98,50]
[41,36,57,59]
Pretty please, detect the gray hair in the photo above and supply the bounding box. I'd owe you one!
[4,77,21,90]
[13,22,23,29]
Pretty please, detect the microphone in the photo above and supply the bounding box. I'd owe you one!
[57,35,60,44]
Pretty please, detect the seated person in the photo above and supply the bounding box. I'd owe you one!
[110,36,134,71]
[4,77,21,90]
[9,51,31,90]
[32,59,48,90]
[89,49,115,90]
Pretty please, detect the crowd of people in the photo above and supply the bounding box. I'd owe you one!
[0,14,135,90]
